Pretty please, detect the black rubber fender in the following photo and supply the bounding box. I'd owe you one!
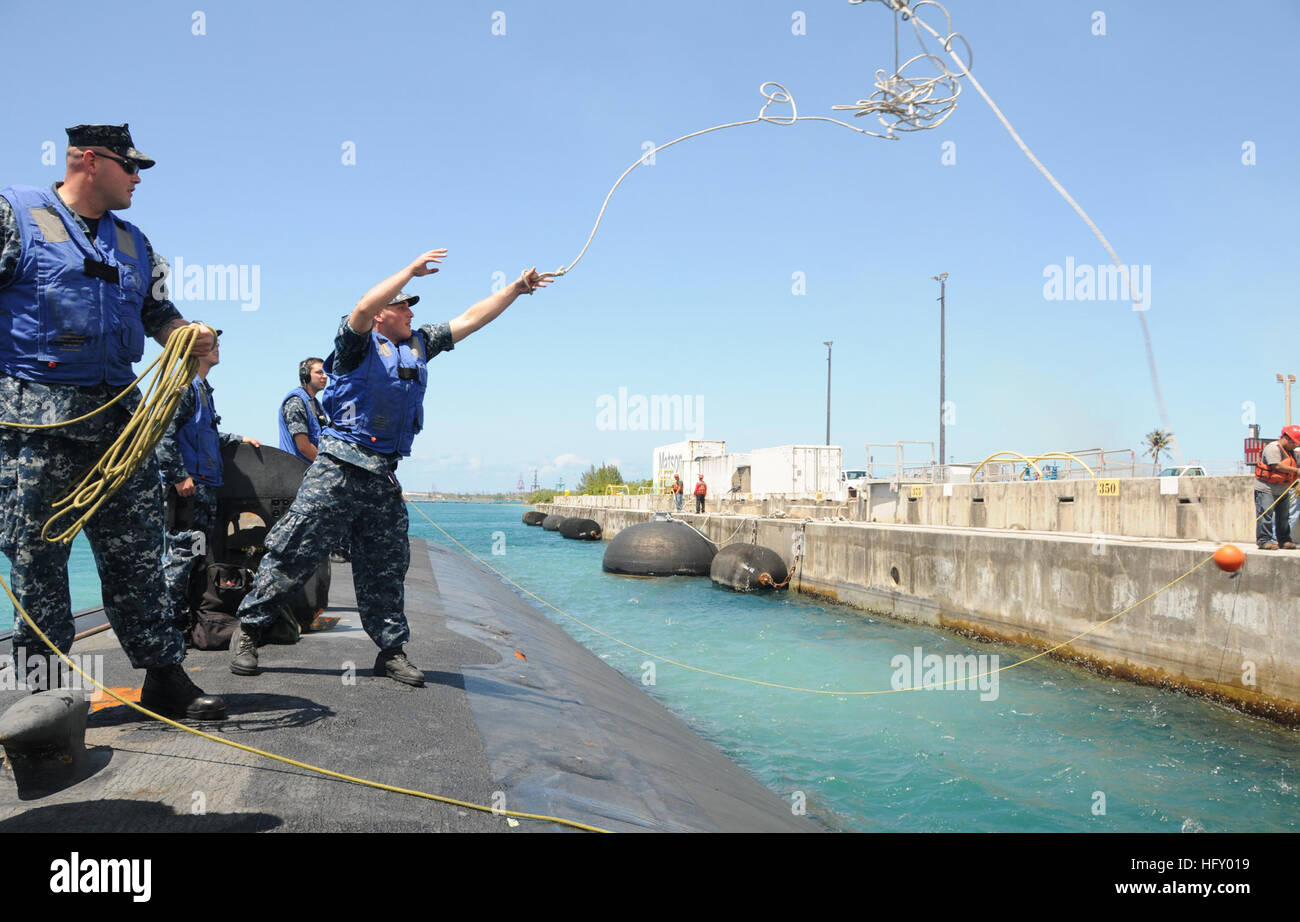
[542,514,567,532]
[559,517,602,540]
[602,520,716,576]
[522,510,547,526]
[709,543,789,592]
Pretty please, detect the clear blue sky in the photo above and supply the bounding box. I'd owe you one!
[3,0,1297,490]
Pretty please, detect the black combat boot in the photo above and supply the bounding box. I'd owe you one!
[141,664,227,720]
[229,623,261,676]
[374,647,425,687]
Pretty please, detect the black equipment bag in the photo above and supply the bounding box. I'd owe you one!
[188,556,330,649]
[190,563,248,651]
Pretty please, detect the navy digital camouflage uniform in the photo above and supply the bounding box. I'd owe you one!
[0,193,187,667]
[155,378,243,630]
[236,318,454,650]
[282,391,351,559]
[280,391,325,445]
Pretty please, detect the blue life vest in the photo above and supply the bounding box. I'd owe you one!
[177,379,223,486]
[278,387,324,460]
[322,330,427,457]
[0,185,150,386]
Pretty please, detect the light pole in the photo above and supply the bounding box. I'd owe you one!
[823,341,833,446]
[1278,373,1296,425]
[932,273,948,478]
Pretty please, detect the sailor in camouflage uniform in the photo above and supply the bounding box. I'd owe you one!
[0,124,225,719]
[278,357,329,463]
[230,249,552,685]
[155,330,259,631]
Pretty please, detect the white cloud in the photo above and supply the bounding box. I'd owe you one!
[549,453,590,469]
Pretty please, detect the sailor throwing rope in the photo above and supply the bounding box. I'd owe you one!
[228,250,553,686]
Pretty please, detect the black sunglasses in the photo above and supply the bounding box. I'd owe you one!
[92,149,140,176]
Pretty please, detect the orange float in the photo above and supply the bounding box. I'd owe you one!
[1213,544,1246,573]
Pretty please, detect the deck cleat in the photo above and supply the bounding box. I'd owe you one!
[0,690,92,794]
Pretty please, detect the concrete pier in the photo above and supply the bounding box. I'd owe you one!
[541,496,1300,724]
[555,474,1259,543]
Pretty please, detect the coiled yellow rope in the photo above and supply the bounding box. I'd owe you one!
[0,324,201,544]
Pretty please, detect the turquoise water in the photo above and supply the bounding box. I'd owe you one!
[30,502,1299,832]
[411,503,1300,833]
[0,534,101,633]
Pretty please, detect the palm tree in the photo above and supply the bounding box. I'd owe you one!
[1142,428,1173,472]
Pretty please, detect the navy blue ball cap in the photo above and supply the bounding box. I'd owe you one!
[65,123,155,169]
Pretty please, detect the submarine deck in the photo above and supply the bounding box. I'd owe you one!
[0,538,808,833]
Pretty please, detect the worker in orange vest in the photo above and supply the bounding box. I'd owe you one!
[693,474,707,513]
[1254,425,1300,549]
[670,473,684,511]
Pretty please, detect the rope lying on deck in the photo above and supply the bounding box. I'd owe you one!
[0,574,612,833]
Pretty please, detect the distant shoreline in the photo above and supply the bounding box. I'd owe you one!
[403,494,528,505]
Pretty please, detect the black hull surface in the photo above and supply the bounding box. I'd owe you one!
[0,539,810,833]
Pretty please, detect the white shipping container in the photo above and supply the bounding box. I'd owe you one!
[653,440,726,490]
[698,452,751,496]
[749,445,844,498]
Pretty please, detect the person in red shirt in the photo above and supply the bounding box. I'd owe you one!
[693,474,707,513]
[1254,425,1300,549]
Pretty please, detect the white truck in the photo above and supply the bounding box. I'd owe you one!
[842,469,869,498]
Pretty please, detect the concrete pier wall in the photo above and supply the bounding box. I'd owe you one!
[551,475,1259,543]
[537,501,1300,723]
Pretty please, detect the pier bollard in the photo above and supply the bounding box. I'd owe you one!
[0,690,91,796]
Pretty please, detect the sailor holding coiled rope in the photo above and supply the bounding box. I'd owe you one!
[0,124,226,720]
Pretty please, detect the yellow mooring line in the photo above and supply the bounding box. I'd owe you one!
[0,572,612,833]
